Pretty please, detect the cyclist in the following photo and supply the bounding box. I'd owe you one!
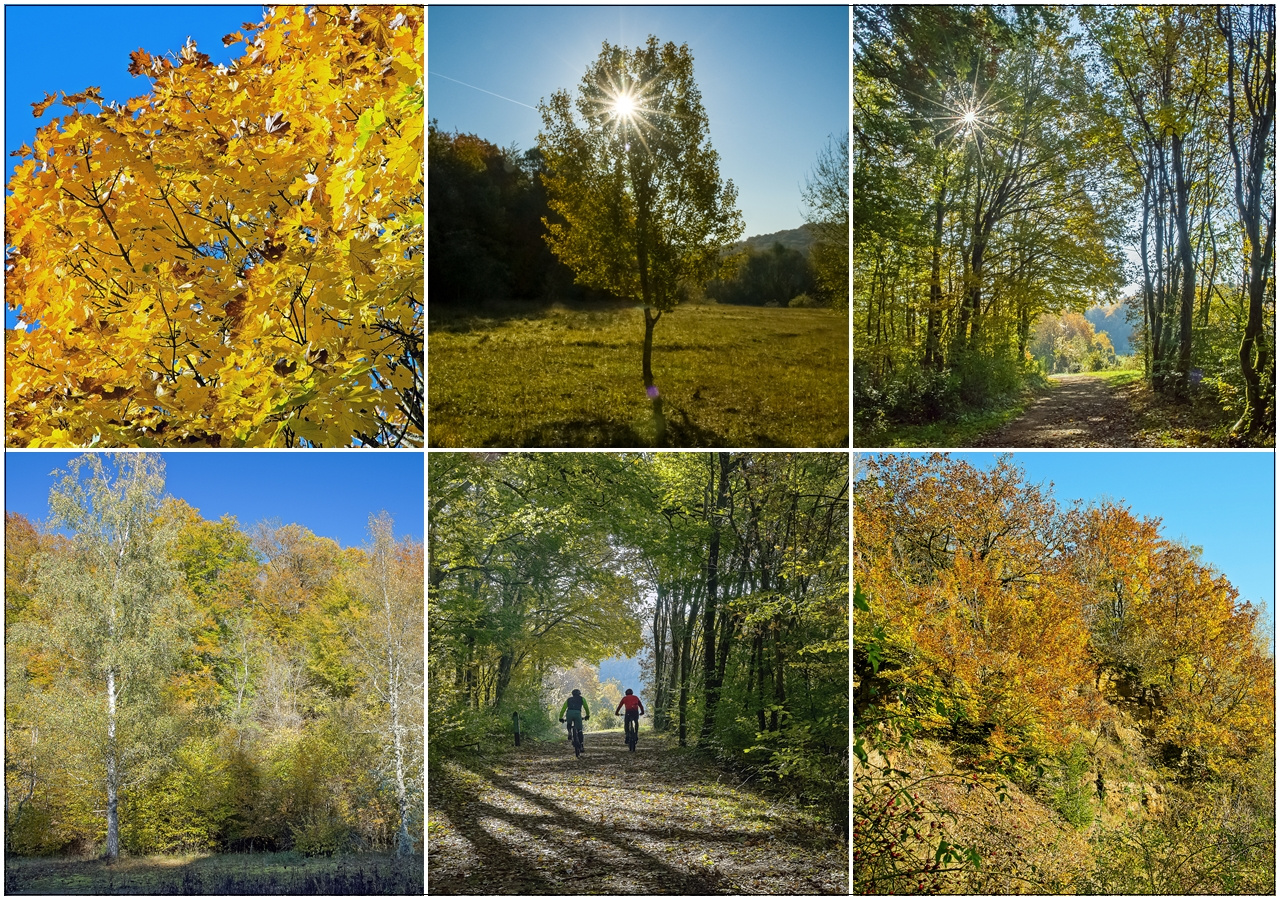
[615,688,645,748]
[558,689,590,750]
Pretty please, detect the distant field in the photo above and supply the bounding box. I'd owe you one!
[4,851,423,895]
[428,303,849,448]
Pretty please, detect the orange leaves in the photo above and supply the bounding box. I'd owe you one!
[6,5,423,447]
[31,91,57,117]
[855,455,1099,751]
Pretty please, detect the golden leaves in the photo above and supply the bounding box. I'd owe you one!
[31,92,58,117]
[7,5,424,448]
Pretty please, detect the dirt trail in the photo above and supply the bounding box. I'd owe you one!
[427,732,846,895]
[973,374,1145,447]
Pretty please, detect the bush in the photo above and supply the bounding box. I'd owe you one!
[291,814,353,857]
[788,292,821,308]
[1049,743,1095,829]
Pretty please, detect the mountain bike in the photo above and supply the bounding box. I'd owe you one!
[625,714,641,752]
[566,716,585,757]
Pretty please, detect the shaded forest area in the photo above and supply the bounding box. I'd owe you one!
[853,6,1274,444]
[428,124,848,311]
[428,453,849,825]
[5,456,424,877]
[853,455,1274,893]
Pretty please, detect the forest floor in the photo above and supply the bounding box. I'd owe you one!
[428,729,847,895]
[428,301,848,448]
[3,850,423,894]
[971,371,1238,447]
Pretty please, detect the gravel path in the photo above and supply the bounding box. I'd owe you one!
[427,732,847,895]
[972,374,1145,447]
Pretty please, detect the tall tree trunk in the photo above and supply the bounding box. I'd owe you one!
[699,452,734,745]
[923,170,947,369]
[104,666,120,859]
[1171,133,1196,396]
[1221,5,1277,439]
[390,659,412,857]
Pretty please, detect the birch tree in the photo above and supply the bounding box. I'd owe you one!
[39,452,182,859]
[350,512,423,858]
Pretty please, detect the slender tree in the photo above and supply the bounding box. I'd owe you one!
[538,37,743,439]
[39,453,183,859]
[1217,6,1276,439]
[350,513,424,858]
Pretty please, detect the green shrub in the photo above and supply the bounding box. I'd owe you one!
[1049,743,1095,829]
[788,292,821,308]
[6,804,66,856]
[291,814,352,856]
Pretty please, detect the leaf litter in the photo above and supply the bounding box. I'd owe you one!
[428,731,847,895]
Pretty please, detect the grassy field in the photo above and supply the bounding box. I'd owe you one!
[428,302,848,448]
[4,851,423,895]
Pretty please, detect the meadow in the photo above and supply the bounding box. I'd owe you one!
[4,851,424,895]
[428,302,849,447]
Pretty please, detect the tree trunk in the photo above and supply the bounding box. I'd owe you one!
[699,453,734,745]
[1171,133,1196,396]
[923,178,947,369]
[642,308,666,444]
[390,659,413,857]
[105,666,120,859]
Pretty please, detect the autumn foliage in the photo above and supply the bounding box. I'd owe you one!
[854,454,1273,775]
[853,454,1274,892]
[6,6,423,447]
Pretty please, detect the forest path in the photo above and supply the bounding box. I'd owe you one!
[972,373,1145,447]
[427,730,847,895]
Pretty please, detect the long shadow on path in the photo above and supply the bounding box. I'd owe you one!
[428,734,845,895]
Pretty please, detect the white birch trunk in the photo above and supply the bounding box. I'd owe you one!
[105,666,120,859]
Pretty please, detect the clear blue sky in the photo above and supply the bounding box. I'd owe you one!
[5,6,262,329]
[887,451,1275,635]
[4,451,424,548]
[5,6,260,161]
[427,5,848,237]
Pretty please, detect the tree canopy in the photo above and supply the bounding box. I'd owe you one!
[853,6,1274,440]
[6,6,424,447]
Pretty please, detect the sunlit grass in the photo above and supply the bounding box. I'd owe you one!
[857,400,1029,449]
[1097,368,1143,386]
[428,303,849,448]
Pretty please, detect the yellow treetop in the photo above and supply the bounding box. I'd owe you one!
[6,6,423,447]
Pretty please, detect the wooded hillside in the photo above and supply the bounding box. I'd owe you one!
[852,454,1274,892]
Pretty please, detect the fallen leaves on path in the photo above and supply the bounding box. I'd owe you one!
[972,374,1148,447]
[428,731,847,895]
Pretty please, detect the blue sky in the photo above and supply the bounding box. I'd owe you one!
[5,6,260,160]
[885,451,1275,635]
[4,6,262,329]
[427,5,848,237]
[4,451,424,548]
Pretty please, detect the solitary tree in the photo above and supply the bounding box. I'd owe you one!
[538,37,743,439]
[39,453,183,858]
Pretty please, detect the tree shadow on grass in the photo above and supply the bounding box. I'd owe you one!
[509,417,647,448]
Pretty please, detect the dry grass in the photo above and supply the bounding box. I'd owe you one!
[428,302,848,448]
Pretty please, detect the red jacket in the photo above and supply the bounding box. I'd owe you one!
[616,694,644,715]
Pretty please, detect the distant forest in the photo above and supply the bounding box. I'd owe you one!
[429,123,840,310]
